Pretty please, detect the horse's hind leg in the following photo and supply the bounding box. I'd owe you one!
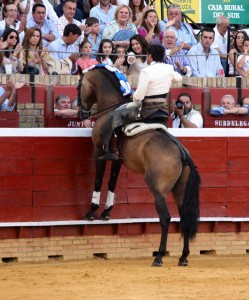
[100,161,122,220]
[152,194,171,267]
[85,158,107,220]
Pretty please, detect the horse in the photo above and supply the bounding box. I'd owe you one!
[78,67,201,267]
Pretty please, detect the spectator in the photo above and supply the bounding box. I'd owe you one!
[23,0,59,23]
[212,15,230,76]
[171,92,203,128]
[162,29,192,77]
[54,94,78,117]
[0,28,23,74]
[77,39,98,74]
[84,17,101,58]
[96,38,124,69]
[236,38,249,78]
[0,80,26,111]
[228,30,248,77]
[127,34,148,76]
[187,27,224,77]
[129,0,152,28]
[1,0,29,20]
[54,0,83,22]
[210,94,249,116]
[55,0,86,51]
[0,3,26,39]
[21,27,49,74]
[114,45,128,74]
[159,3,197,53]
[138,9,163,45]
[27,3,60,47]
[102,4,137,48]
[89,0,117,35]
[48,23,81,74]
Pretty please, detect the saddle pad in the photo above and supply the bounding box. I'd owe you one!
[123,122,168,137]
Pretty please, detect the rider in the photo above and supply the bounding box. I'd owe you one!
[101,44,183,160]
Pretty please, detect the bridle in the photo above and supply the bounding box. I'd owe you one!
[77,72,128,120]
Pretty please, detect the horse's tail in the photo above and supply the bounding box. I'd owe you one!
[179,152,201,240]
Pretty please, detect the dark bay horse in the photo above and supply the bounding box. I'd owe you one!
[78,67,201,267]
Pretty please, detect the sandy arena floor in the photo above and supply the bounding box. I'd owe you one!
[1,255,249,300]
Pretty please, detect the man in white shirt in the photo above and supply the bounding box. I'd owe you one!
[212,15,230,75]
[172,93,203,128]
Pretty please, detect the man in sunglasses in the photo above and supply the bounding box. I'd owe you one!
[0,3,26,39]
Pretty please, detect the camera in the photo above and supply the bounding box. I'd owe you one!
[175,99,184,109]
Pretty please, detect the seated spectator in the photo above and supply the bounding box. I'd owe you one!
[0,3,26,39]
[138,9,163,45]
[114,45,128,74]
[55,0,86,51]
[54,94,78,117]
[96,38,125,70]
[236,38,249,77]
[0,80,26,111]
[187,27,224,77]
[84,17,101,59]
[23,0,59,23]
[127,34,148,76]
[48,24,82,74]
[171,93,203,128]
[210,95,249,116]
[1,0,29,21]
[21,27,49,75]
[27,3,60,47]
[89,0,117,35]
[228,30,248,77]
[159,3,197,53]
[102,4,137,48]
[162,29,192,77]
[54,0,83,22]
[77,39,98,74]
[0,28,23,74]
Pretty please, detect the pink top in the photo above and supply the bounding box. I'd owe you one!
[138,27,164,45]
[77,58,98,70]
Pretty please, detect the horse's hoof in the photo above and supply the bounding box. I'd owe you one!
[178,258,188,266]
[152,260,163,267]
[100,210,110,220]
[84,212,95,221]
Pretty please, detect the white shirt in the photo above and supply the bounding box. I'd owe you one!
[133,62,182,102]
[172,109,203,128]
[213,26,228,55]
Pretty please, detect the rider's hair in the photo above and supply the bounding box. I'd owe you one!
[147,44,164,62]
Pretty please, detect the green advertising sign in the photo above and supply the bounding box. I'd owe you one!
[201,0,249,24]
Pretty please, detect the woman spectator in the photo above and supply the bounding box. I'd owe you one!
[129,0,146,28]
[102,4,137,48]
[77,39,98,74]
[127,34,148,76]
[228,30,248,77]
[237,37,249,77]
[138,9,163,45]
[114,45,128,74]
[0,28,23,74]
[21,27,49,75]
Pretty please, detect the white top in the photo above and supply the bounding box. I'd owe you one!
[237,54,249,74]
[213,26,228,55]
[172,109,203,128]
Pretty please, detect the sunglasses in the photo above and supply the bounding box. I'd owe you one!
[9,35,18,40]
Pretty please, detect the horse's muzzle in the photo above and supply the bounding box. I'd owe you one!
[77,108,91,120]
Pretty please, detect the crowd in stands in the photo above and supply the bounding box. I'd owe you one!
[1,1,249,78]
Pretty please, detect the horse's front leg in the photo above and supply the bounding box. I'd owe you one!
[85,155,107,220]
[178,232,190,266]
[152,196,171,267]
[100,160,122,220]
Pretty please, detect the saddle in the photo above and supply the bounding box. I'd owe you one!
[123,122,168,137]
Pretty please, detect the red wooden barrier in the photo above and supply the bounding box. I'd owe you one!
[0,111,19,127]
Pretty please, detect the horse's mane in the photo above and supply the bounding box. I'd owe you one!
[94,68,131,102]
